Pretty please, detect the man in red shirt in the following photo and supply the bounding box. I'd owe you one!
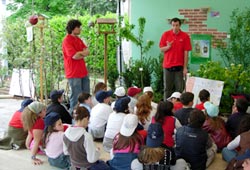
[159,17,192,101]
[62,19,90,114]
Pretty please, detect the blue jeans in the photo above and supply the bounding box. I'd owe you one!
[107,153,137,170]
[68,76,90,114]
[48,153,71,169]
[222,147,237,162]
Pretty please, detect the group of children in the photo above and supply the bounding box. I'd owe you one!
[1,84,250,170]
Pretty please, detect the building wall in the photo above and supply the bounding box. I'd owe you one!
[129,0,250,70]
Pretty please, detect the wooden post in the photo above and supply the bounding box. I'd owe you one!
[96,18,116,86]
[104,33,108,85]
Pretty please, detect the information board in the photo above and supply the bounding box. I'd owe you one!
[186,76,224,106]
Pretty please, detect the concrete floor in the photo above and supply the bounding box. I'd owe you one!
[0,98,227,170]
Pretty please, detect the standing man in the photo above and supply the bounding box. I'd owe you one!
[62,19,90,114]
[159,17,192,101]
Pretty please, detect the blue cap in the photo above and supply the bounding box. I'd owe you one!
[50,89,64,102]
[95,90,113,103]
[44,112,61,130]
[19,99,34,112]
[114,96,131,112]
[204,101,219,117]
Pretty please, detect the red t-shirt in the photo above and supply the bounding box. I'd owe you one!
[9,110,23,128]
[159,30,192,68]
[174,102,183,112]
[62,34,88,78]
[195,102,205,110]
[152,116,175,147]
[30,118,45,137]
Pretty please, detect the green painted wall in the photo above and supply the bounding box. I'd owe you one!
[129,0,250,70]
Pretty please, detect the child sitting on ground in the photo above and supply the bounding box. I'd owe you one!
[174,92,194,125]
[21,101,46,165]
[195,89,210,111]
[167,92,183,112]
[152,101,182,148]
[127,87,141,114]
[202,101,231,151]
[91,82,107,107]
[63,106,109,170]
[108,114,144,169]
[175,109,216,170]
[131,122,189,170]
[103,96,131,152]
[78,92,92,113]
[88,90,113,140]
[43,112,71,169]
[0,99,33,150]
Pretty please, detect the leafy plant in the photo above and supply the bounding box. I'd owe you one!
[218,7,250,69]
[120,17,154,88]
[195,61,250,114]
[0,13,119,101]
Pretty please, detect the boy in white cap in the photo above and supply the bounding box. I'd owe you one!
[168,92,183,112]
[111,86,126,109]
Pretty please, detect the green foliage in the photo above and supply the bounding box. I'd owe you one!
[1,13,118,100]
[0,67,8,87]
[6,0,73,21]
[151,53,164,100]
[73,0,117,16]
[195,61,250,113]
[6,0,117,21]
[108,63,119,91]
[218,7,250,69]
[120,17,154,88]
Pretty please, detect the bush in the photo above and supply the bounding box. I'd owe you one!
[195,61,250,114]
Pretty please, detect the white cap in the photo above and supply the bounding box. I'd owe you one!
[167,92,182,100]
[114,86,126,97]
[143,86,153,93]
[120,114,138,137]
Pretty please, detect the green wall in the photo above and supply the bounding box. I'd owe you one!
[130,0,250,70]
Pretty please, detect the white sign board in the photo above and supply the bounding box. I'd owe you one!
[9,69,35,98]
[186,76,224,106]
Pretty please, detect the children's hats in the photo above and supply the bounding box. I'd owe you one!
[167,92,182,100]
[44,112,61,130]
[28,101,46,114]
[146,123,164,147]
[204,101,219,117]
[114,87,126,97]
[236,149,250,160]
[114,96,131,112]
[50,89,64,101]
[120,114,138,137]
[95,90,113,103]
[127,87,141,97]
[143,86,153,93]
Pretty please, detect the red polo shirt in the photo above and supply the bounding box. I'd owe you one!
[62,34,88,78]
[159,30,192,68]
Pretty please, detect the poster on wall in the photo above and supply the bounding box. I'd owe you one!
[190,34,212,64]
